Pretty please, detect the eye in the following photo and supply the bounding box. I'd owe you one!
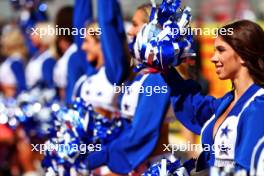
[132,20,138,27]
[216,46,225,52]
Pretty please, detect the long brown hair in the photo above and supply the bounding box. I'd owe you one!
[219,20,264,86]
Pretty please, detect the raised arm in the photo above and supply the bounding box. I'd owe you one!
[73,0,93,48]
[66,0,96,104]
[98,0,130,85]
[165,67,222,134]
[86,74,170,174]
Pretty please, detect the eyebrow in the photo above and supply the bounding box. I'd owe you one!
[132,20,137,26]
[215,45,225,50]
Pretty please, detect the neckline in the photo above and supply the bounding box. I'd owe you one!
[212,83,260,141]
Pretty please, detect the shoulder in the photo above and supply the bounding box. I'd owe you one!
[11,59,23,66]
[44,57,56,63]
[143,73,167,86]
[246,92,264,114]
[10,58,24,71]
[43,57,56,68]
[241,92,264,125]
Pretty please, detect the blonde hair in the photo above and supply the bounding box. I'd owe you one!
[137,3,152,23]
[33,22,57,58]
[1,26,27,59]
[34,22,56,46]
[86,22,101,41]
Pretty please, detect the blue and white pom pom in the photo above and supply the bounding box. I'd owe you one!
[144,158,195,176]
[0,88,60,141]
[42,97,126,175]
[130,0,195,72]
[210,166,247,176]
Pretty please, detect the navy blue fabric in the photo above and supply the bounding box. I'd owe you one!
[65,0,96,104]
[10,60,27,95]
[98,0,129,85]
[87,73,170,174]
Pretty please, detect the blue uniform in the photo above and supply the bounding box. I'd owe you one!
[72,0,129,105]
[250,136,264,175]
[53,44,77,88]
[74,66,117,112]
[166,68,264,171]
[0,55,27,95]
[87,72,171,174]
[84,0,173,174]
[65,0,96,104]
[26,50,56,89]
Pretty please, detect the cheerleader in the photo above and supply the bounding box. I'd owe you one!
[26,22,56,89]
[165,20,264,173]
[65,0,96,105]
[53,6,77,101]
[70,1,129,174]
[0,26,27,97]
[10,0,48,58]
[84,0,193,174]
[70,0,128,114]
[71,21,127,116]
[0,26,38,176]
[127,3,152,38]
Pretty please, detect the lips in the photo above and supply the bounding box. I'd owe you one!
[215,65,222,74]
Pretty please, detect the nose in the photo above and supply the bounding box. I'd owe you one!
[211,53,219,63]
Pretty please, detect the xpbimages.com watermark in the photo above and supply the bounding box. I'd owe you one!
[30,24,233,39]
[31,143,102,154]
[113,83,168,96]
[169,27,234,38]
[30,25,102,39]
[163,142,222,154]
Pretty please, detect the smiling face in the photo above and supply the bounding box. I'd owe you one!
[82,34,100,63]
[211,37,245,80]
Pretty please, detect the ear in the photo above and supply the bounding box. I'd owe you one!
[237,54,246,65]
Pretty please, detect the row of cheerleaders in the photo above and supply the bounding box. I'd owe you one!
[0,0,264,175]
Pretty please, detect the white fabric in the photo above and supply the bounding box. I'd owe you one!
[80,67,116,112]
[25,50,53,88]
[0,57,20,85]
[72,74,88,100]
[53,44,77,88]
[120,74,149,119]
[251,136,264,176]
[201,88,264,168]
[256,148,264,176]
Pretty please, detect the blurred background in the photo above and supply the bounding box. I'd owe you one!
[1,0,264,21]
